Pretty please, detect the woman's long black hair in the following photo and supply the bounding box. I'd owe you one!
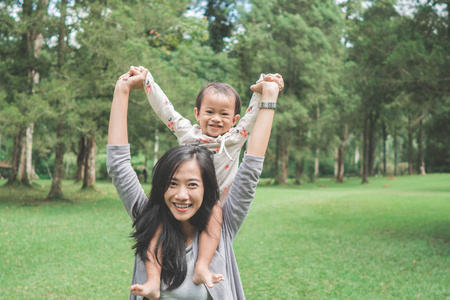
[131,144,219,290]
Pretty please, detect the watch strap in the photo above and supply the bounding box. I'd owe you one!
[260,102,277,110]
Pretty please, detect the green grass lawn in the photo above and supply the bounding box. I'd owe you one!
[1,174,449,299]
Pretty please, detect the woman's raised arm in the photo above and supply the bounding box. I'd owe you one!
[107,68,148,145]
[246,74,284,157]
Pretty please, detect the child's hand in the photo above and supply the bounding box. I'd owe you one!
[258,73,284,91]
[250,80,279,94]
[117,66,148,91]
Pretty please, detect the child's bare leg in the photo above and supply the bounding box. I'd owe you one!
[193,203,225,288]
[218,188,229,206]
[130,225,162,299]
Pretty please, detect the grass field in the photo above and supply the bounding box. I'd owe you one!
[1,174,449,299]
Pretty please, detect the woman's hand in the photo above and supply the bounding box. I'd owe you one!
[251,73,284,95]
[116,66,148,93]
[253,73,284,92]
[250,80,280,96]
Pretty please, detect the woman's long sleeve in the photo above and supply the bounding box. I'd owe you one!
[222,153,265,242]
[106,144,148,219]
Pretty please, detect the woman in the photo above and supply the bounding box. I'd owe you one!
[107,68,282,299]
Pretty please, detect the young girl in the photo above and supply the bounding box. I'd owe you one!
[119,67,283,299]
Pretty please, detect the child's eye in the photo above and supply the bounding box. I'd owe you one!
[221,113,229,116]
[206,110,213,114]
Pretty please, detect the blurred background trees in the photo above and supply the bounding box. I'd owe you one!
[0,0,448,198]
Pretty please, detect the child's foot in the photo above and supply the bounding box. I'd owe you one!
[193,265,225,288]
[130,282,160,299]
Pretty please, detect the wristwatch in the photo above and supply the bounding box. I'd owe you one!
[260,102,277,110]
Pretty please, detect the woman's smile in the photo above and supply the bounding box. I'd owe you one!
[173,203,192,211]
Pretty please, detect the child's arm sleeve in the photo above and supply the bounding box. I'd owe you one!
[144,71,193,139]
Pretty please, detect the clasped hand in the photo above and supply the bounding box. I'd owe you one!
[116,66,148,92]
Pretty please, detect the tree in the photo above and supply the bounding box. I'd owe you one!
[47,0,72,199]
[235,0,345,183]
[345,0,401,182]
[0,0,51,186]
[192,0,237,52]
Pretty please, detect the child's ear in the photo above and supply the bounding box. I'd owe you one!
[233,114,240,126]
[193,107,199,121]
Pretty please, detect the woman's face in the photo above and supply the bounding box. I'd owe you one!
[164,159,204,223]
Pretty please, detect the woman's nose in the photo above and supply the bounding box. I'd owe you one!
[175,186,189,200]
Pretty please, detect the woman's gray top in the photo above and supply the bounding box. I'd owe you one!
[159,243,212,300]
[106,144,264,300]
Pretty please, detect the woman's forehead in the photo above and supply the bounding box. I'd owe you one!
[172,159,202,180]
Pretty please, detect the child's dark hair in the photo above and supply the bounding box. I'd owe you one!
[196,82,241,116]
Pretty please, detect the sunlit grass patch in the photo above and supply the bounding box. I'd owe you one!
[1,175,449,299]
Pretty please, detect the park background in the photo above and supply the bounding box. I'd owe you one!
[0,0,449,299]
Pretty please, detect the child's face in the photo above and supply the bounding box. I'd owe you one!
[194,92,240,138]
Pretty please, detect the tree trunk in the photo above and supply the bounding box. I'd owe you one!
[7,129,25,185]
[76,137,86,182]
[393,129,398,176]
[47,123,65,199]
[17,130,28,183]
[355,144,361,174]
[408,116,414,175]
[362,114,369,183]
[382,122,387,176]
[314,149,320,179]
[20,123,34,185]
[294,160,303,185]
[314,106,320,180]
[281,143,289,184]
[334,148,338,177]
[417,118,426,175]
[47,0,68,199]
[8,0,48,186]
[276,130,289,184]
[294,133,302,185]
[337,123,348,183]
[6,125,33,186]
[82,135,96,189]
[368,115,376,176]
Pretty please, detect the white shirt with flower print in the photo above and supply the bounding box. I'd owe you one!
[144,71,262,195]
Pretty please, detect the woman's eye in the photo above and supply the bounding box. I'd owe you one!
[169,181,177,187]
[188,183,199,187]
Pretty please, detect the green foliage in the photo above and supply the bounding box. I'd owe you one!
[0,0,448,190]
